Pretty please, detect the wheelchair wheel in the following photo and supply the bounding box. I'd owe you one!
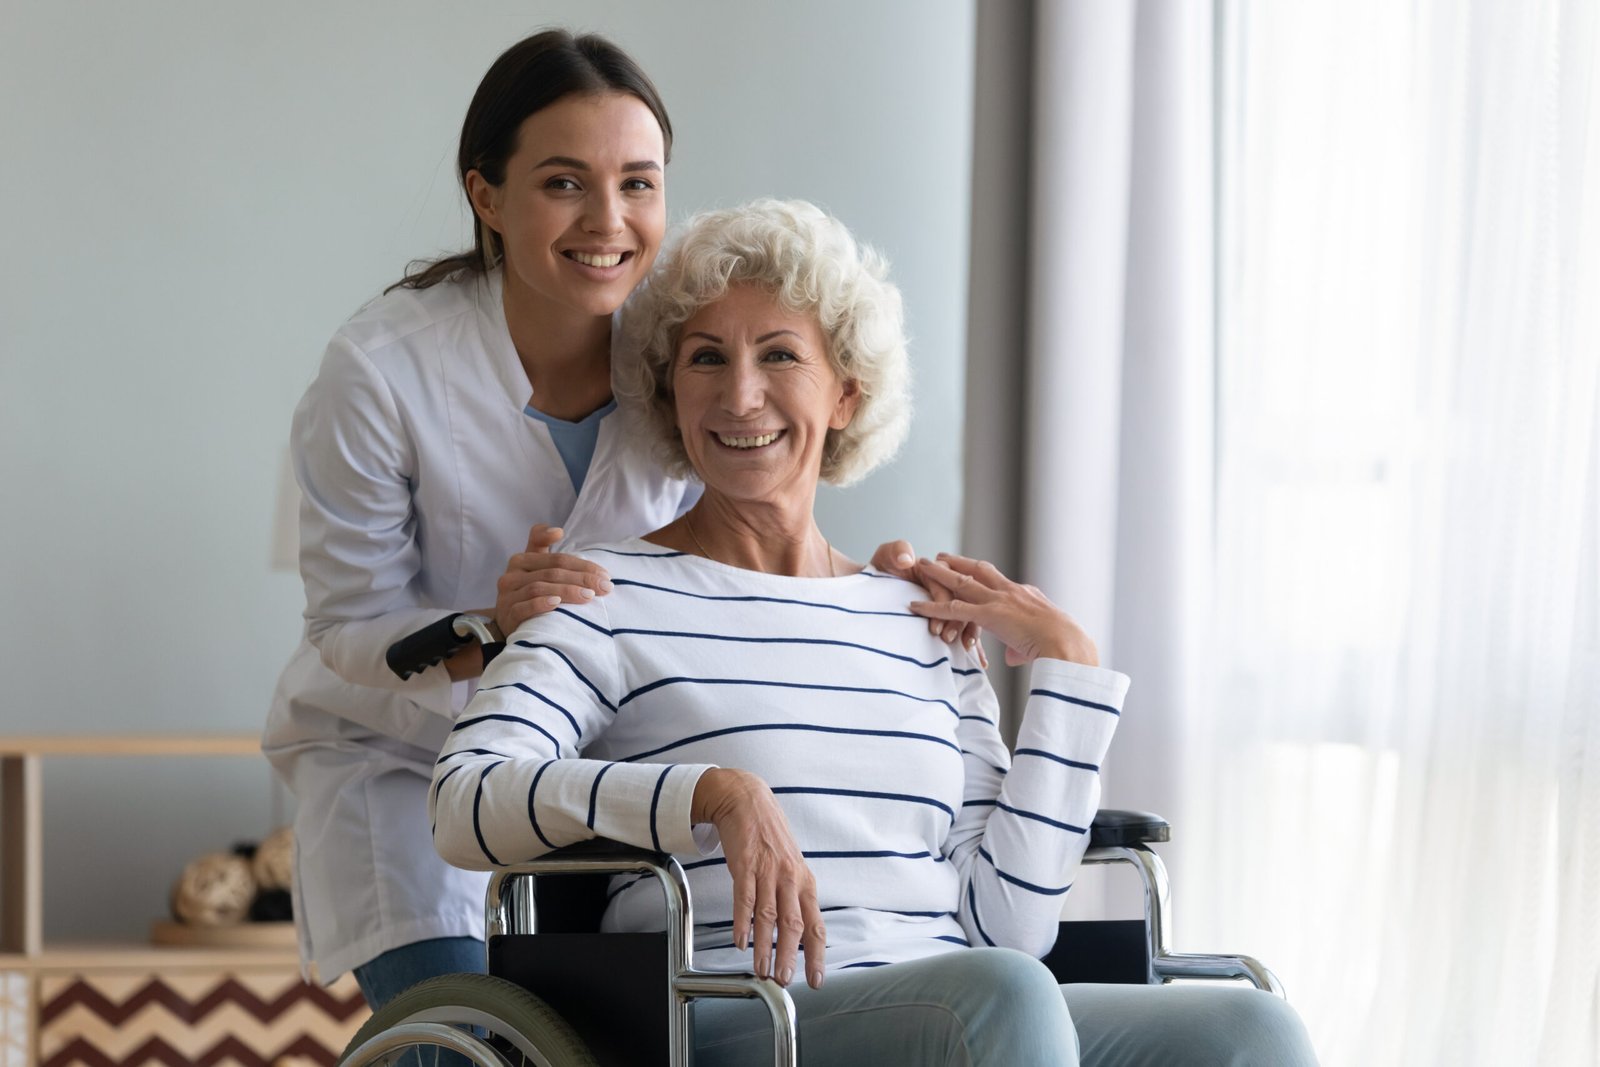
[340,973,598,1067]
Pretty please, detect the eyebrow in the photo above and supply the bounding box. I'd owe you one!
[682,330,803,345]
[533,155,662,173]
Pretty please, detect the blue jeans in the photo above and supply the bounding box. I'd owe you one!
[691,948,1318,1066]
[352,936,488,1009]
[353,937,487,1067]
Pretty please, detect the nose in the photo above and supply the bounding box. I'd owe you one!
[720,357,764,416]
[582,187,624,236]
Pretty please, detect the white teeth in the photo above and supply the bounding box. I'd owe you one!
[570,251,623,268]
[717,432,780,449]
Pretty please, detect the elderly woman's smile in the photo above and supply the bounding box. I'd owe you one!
[672,283,859,509]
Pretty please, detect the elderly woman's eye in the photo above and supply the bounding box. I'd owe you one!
[688,348,723,365]
[764,348,797,363]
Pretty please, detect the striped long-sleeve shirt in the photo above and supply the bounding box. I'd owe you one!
[430,539,1128,973]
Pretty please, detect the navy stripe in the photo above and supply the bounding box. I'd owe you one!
[621,676,958,718]
[619,721,960,763]
[962,799,998,808]
[995,801,1088,835]
[527,761,558,851]
[842,961,892,969]
[586,763,614,830]
[452,711,566,756]
[605,625,951,671]
[432,763,465,809]
[681,857,940,870]
[934,935,970,946]
[958,714,995,724]
[979,846,1073,896]
[475,683,584,739]
[612,577,913,618]
[435,747,510,768]
[1029,688,1119,716]
[698,906,955,930]
[511,642,616,712]
[591,547,688,558]
[553,606,613,637]
[769,786,955,820]
[967,881,996,946]
[471,762,504,866]
[647,765,672,852]
[1014,748,1099,773]
[952,667,984,676]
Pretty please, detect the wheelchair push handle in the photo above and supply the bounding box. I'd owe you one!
[385,613,499,680]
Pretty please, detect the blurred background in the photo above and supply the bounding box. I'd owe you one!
[2,2,1596,1063]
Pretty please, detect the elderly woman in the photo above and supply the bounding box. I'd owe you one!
[431,200,1316,1065]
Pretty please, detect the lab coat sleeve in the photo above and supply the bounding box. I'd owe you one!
[294,333,458,719]
[942,654,1127,957]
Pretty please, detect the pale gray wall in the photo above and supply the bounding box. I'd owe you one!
[0,0,974,940]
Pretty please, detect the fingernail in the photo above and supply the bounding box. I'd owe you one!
[599,579,614,592]
[966,637,976,650]
[810,969,825,988]
[779,965,793,986]
[896,552,914,566]
[546,596,561,606]
[580,588,595,599]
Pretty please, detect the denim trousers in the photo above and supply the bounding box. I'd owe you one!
[692,947,1319,1067]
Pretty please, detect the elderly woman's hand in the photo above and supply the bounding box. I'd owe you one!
[692,768,827,989]
[909,553,1099,668]
[494,524,615,637]
[871,540,986,664]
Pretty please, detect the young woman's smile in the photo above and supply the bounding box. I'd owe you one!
[468,91,666,321]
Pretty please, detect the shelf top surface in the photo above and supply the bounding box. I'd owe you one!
[0,735,262,757]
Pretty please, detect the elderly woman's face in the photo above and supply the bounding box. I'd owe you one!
[672,283,858,507]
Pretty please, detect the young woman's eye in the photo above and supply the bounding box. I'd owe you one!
[544,176,580,191]
[623,177,656,192]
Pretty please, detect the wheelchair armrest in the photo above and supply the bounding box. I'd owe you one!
[1089,809,1171,848]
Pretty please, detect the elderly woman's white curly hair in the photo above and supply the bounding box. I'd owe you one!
[619,198,911,487]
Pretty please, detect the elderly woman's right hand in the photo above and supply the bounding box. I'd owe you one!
[691,768,827,989]
[494,523,615,637]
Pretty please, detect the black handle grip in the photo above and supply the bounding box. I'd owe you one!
[385,614,468,680]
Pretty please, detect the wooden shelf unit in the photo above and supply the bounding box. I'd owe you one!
[0,735,367,1066]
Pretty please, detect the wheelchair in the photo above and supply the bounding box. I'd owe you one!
[338,808,1283,1067]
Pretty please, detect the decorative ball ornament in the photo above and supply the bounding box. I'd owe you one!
[171,851,255,927]
[252,825,294,891]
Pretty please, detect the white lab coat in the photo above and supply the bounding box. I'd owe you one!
[262,269,697,982]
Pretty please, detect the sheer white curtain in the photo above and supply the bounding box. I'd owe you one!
[1189,1,1600,1063]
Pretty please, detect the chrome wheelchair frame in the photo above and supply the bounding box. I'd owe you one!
[339,812,1281,1067]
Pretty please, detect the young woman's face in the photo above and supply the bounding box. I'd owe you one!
[469,91,666,320]
[672,284,859,509]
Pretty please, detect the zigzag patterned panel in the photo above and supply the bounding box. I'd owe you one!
[37,971,367,1067]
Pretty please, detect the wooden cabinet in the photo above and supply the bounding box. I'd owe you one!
[0,737,367,1066]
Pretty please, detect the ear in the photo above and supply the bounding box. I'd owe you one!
[830,378,861,430]
[464,169,503,235]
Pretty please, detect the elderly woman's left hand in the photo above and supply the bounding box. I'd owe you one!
[872,540,986,664]
[909,553,1099,668]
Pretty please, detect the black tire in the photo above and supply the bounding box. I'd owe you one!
[340,973,598,1067]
